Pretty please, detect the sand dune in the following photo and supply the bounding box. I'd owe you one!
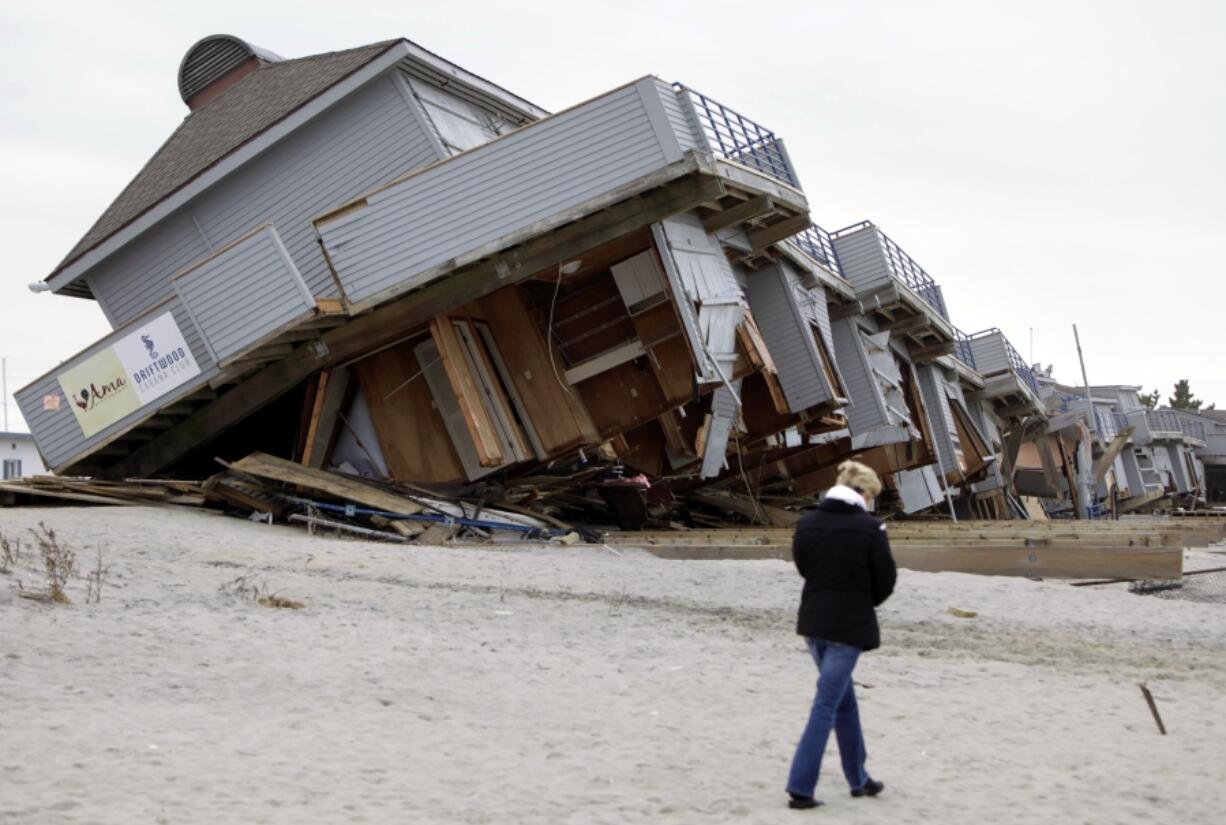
[2,506,1224,824]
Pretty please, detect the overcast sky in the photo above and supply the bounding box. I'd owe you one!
[2,0,1223,431]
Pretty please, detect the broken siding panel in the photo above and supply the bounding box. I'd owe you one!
[172,225,315,363]
[90,73,440,327]
[917,364,958,473]
[896,465,944,514]
[830,227,891,295]
[779,259,845,395]
[744,262,831,412]
[16,299,219,471]
[831,317,889,435]
[659,213,740,300]
[321,82,672,305]
[656,212,745,377]
[701,381,741,478]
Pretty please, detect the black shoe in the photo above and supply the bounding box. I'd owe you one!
[788,794,824,809]
[850,779,884,798]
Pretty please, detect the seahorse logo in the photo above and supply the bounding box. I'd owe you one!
[142,335,158,360]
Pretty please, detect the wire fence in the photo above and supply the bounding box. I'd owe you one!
[1144,566,1226,605]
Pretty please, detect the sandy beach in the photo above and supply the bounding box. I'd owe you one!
[2,505,1225,824]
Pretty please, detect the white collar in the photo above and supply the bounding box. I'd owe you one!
[824,484,868,511]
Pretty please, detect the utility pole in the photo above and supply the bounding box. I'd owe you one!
[1073,324,1095,440]
[1072,325,1097,517]
[2,357,7,432]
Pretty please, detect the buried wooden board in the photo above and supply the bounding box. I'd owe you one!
[632,542,1182,580]
[227,452,425,535]
[353,342,466,484]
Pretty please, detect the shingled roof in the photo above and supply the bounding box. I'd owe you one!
[51,39,400,280]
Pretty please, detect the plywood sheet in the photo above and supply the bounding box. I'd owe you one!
[353,342,466,484]
[576,358,669,437]
[478,287,599,454]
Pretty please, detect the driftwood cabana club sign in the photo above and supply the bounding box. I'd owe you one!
[56,312,200,437]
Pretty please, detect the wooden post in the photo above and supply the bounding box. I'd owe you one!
[1138,683,1167,735]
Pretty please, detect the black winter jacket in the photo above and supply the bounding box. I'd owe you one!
[792,498,897,650]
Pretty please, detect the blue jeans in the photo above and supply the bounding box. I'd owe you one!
[786,637,870,797]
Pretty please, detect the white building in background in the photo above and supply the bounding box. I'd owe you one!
[1,432,47,479]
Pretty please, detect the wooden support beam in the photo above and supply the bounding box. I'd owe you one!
[304,367,351,469]
[101,173,729,480]
[1093,427,1135,484]
[225,344,295,367]
[160,402,197,417]
[700,194,775,233]
[995,401,1038,419]
[1001,426,1026,481]
[883,313,931,335]
[747,213,812,252]
[908,340,956,362]
[272,328,326,344]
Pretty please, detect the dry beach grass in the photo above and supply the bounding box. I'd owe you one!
[1,506,1224,824]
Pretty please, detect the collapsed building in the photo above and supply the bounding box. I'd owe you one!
[12,34,1212,526]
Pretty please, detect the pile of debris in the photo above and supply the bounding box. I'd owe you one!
[5,452,1224,586]
[0,449,814,544]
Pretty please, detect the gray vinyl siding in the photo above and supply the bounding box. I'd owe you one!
[917,364,958,473]
[1118,449,1145,494]
[966,332,1011,376]
[90,214,213,330]
[967,398,1001,447]
[318,78,686,307]
[830,226,891,295]
[830,317,888,434]
[744,262,833,412]
[173,226,315,363]
[1165,445,1190,492]
[700,381,741,478]
[655,79,704,152]
[656,212,744,377]
[896,465,944,514]
[89,72,442,327]
[15,299,220,471]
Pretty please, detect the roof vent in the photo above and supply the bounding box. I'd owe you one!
[178,35,283,110]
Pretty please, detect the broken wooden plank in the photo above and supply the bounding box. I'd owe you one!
[700,194,776,234]
[305,367,352,469]
[227,452,425,535]
[289,513,410,542]
[430,316,505,468]
[747,213,811,252]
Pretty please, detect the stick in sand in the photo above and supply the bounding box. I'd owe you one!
[1138,683,1167,735]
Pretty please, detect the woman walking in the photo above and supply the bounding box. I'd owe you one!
[785,460,897,810]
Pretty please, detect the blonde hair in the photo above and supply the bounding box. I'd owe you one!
[836,460,882,498]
